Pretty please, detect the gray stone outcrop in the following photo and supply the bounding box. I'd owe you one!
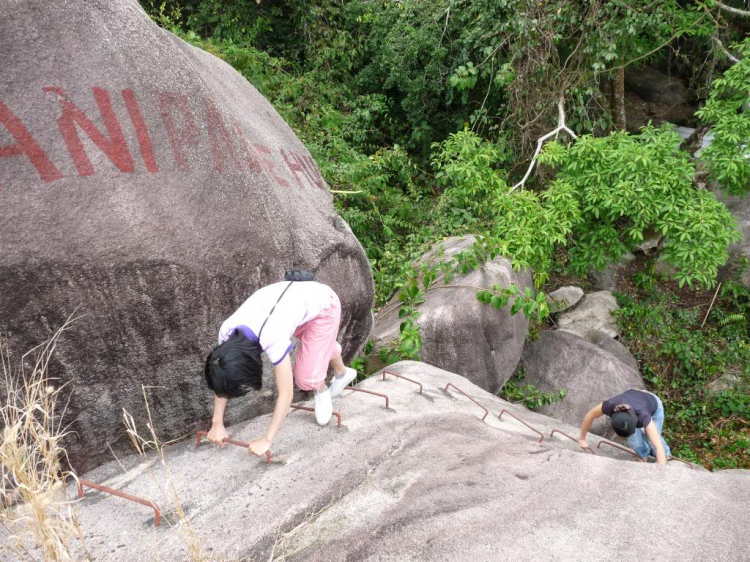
[557,290,621,338]
[714,188,750,287]
[519,330,644,437]
[547,285,584,312]
[583,329,640,372]
[0,0,374,473]
[371,235,531,393]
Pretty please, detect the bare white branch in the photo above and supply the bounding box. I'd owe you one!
[713,36,741,63]
[510,96,577,192]
[716,2,750,17]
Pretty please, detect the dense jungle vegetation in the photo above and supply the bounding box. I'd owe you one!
[142,0,750,469]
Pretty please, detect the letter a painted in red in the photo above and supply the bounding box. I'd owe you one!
[44,86,135,176]
[0,98,63,183]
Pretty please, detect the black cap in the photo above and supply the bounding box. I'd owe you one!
[611,409,637,437]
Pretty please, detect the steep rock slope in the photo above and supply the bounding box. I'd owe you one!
[62,362,748,562]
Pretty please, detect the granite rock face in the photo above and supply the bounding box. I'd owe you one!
[519,330,644,437]
[547,285,584,312]
[557,290,621,339]
[371,235,531,393]
[714,187,750,288]
[47,361,750,562]
[582,329,640,373]
[0,0,373,472]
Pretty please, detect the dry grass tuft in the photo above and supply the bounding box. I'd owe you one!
[122,385,212,562]
[0,320,91,561]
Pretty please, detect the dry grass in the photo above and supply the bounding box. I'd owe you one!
[0,321,91,561]
[122,385,213,562]
[266,504,331,562]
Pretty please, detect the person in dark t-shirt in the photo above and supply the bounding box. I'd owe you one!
[578,389,671,465]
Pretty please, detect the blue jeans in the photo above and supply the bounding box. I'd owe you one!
[627,393,671,459]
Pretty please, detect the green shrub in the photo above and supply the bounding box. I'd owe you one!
[540,125,740,287]
[696,38,750,197]
[500,369,566,411]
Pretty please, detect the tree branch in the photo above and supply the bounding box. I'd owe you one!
[713,35,741,63]
[716,1,750,17]
[510,96,577,192]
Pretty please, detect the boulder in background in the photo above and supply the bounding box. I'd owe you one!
[547,285,584,312]
[557,291,621,339]
[371,235,531,393]
[519,330,644,437]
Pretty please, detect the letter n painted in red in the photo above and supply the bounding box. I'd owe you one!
[44,86,135,176]
[0,99,62,183]
[158,92,198,171]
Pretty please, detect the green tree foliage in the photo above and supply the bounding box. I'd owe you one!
[697,38,750,197]
[430,130,579,285]
[540,126,740,287]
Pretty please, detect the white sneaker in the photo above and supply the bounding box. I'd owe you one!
[329,367,358,398]
[313,387,333,426]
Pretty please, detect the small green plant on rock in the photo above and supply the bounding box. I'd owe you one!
[499,369,567,411]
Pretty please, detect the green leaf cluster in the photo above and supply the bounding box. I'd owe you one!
[540,125,740,287]
[696,38,750,197]
[499,369,567,411]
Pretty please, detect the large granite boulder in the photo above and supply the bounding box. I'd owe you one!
[371,235,532,393]
[519,330,644,437]
[582,329,640,373]
[0,0,373,472]
[53,361,750,562]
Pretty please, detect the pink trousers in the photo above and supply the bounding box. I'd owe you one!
[292,291,342,391]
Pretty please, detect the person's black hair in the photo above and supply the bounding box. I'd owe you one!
[204,331,263,398]
[611,408,637,438]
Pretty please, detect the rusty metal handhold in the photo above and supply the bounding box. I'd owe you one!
[596,439,646,462]
[550,429,594,454]
[289,404,342,428]
[443,383,489,421]
[344,386,390,409]
[382,370,423,394]
[195,431,272,463]
[498,410,544,443]
[77,479,161,526]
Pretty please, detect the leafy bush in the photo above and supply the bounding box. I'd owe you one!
[696,38,750,197]
[540,126,740,287]
[431,130,579,285]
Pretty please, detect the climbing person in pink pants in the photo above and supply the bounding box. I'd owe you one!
[203,276,358,457]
